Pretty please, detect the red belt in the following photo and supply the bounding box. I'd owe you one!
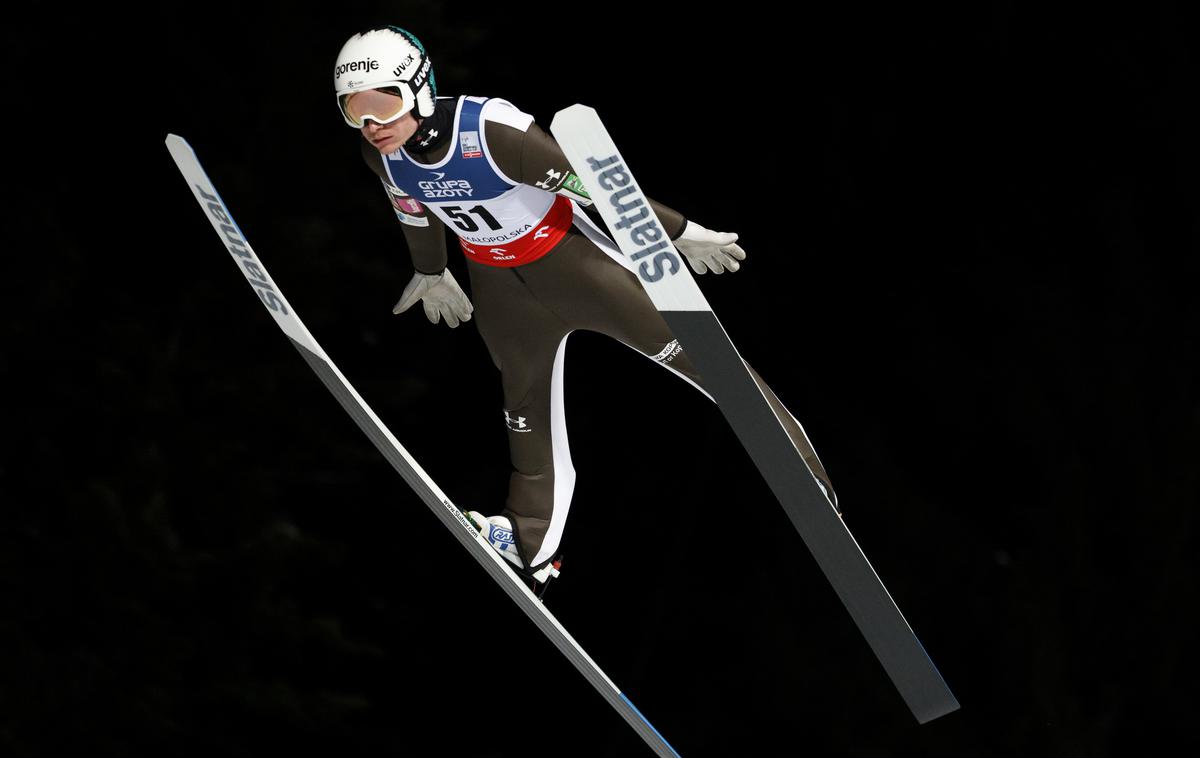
[459,194,572,267]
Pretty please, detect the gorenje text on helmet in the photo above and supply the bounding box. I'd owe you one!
[334,58,380,79]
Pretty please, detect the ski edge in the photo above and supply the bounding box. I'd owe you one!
[163,132,683,758]
[547,108,960,724]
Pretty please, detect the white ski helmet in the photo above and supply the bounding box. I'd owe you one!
[333,26,437,127]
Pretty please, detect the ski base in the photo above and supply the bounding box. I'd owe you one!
[166,133,683,757]
[548,104,959,724]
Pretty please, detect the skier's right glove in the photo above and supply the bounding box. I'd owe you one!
[673,219,747,275]
[392,268,474,328]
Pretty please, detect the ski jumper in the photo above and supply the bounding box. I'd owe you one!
[361,95,836,575]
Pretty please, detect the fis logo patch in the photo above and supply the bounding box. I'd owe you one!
[460,130,482,158]
[504,410,531,433]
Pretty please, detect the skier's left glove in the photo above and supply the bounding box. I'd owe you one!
[673,220,747,275]
[392,268,474,328]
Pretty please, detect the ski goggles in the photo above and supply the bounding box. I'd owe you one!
[337,84,414,128]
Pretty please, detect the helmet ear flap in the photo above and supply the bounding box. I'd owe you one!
[415,84,437,119]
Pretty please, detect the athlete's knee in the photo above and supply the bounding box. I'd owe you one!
[648,340,712,402]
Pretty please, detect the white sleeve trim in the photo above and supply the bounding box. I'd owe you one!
[480,97,535,133]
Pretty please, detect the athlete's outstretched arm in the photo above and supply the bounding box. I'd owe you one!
[388,185,449,275]
[487,118,744,273]
[377,191,474,328]
[359,136,449,275]
[484,118,689,241]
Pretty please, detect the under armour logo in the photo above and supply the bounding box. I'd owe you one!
[504,410,531,432]
[535,168,563,190]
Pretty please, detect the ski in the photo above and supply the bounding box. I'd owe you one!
[549,105,959,724]
[164,133,682,758]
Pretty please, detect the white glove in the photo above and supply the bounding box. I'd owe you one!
[672,220,747,275]
[392,268,474,328]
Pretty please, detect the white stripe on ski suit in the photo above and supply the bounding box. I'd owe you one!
[531,330,577,568]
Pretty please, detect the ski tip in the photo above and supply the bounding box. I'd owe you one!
[550,103,597,130]
[164,134,195,161]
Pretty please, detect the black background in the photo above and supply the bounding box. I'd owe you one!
[4,2,1197,756]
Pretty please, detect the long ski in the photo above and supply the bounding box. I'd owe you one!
[164,133,682,758]
[549,105,960,724]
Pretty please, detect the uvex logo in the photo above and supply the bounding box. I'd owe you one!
[410,58,432,90]
[391,52,415,77]
[334,58,379,79]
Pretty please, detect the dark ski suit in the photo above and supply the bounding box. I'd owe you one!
[360,95,836,575]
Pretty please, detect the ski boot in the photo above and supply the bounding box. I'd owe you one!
[466,511,562,598]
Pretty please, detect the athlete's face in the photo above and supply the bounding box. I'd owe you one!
[362,110,421,154]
